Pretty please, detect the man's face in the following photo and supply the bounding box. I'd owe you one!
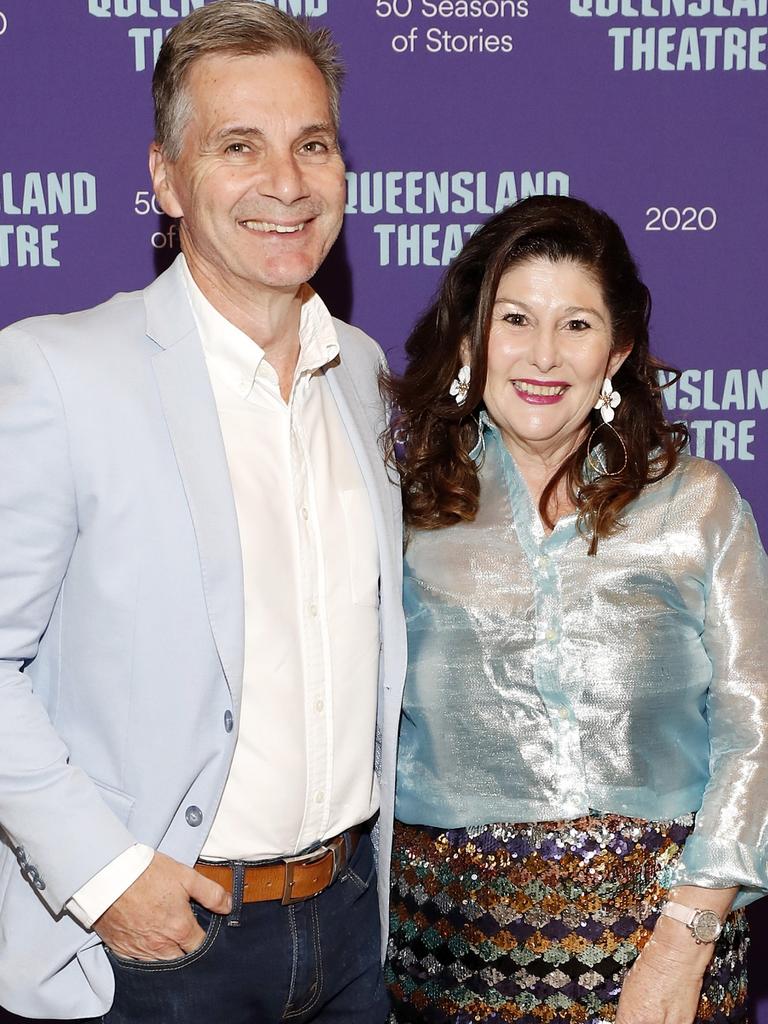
[151,50,346,300]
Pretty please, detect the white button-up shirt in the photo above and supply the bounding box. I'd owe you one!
[189,261,381,861]
[68,258,380,924]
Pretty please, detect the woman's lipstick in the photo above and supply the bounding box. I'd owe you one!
[512,378,569,405]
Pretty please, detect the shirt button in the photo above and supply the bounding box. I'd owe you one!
[315,699,324,713]
[545,628,559,642]
[224,710,234,733]
[315,791,325,804]
[558,707,570,720]
[309,603,318,617]
[535,555,550,570]
[185,806,203,827]
[301,507,309,521]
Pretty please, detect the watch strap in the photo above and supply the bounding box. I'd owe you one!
[660,900,697,927]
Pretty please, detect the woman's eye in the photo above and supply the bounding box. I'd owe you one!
[503,312,527,327]
[566,318,590,331]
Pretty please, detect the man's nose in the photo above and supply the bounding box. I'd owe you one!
[256,150,310,206]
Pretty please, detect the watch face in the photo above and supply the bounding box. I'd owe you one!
[692,910,722,943]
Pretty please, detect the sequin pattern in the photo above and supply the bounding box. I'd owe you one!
[386,815,749,1023]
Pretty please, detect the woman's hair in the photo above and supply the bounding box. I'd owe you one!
[382,194,688,554]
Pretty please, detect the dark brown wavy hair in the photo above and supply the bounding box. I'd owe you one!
[382,195,689,554]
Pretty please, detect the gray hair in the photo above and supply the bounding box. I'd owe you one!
[153,0,344,161]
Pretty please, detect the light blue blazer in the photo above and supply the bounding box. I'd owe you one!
[0,257,406,1019]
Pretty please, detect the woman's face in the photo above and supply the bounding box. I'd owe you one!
[482,258,629,461]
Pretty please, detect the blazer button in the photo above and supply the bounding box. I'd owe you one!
[224,710,234,733]
[185,806,203,827]
[21,863,45,891]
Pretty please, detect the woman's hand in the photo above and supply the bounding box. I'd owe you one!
[615,925,708,1024]
[615,885,736,1024]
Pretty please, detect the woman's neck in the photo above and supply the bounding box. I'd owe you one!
[498,428,587,528]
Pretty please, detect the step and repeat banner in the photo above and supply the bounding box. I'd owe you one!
[1,0,767,1014]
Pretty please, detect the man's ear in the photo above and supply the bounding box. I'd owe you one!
[149,143,184,219]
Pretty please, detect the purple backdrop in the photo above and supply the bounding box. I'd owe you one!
[1,0,767,1014]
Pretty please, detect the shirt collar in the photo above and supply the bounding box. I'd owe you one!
[179,254,340,395]
[468,408,495,462]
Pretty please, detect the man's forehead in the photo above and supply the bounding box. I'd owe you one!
[184,51,332,124]
[186,50,327,94]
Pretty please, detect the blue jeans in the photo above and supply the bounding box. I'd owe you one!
[0,835,388,1024]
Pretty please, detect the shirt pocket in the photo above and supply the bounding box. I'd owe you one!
[340,488,379,607]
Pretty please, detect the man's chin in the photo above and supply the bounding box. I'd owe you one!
[249,256,327,293]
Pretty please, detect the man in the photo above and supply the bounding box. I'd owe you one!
[0,3,405,1021]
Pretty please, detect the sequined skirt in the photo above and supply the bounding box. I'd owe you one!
[385,815,749,1023]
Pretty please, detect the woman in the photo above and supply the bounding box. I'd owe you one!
[383,195,768,1024]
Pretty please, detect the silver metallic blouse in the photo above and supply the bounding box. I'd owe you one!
[396,418,768,905]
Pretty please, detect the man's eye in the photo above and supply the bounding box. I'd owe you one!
[302,141,328,154]
[225,142,249,154]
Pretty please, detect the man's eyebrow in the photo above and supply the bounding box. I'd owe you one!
[207,123,337,145]
[299,122,336,136]
[208,126,264,145]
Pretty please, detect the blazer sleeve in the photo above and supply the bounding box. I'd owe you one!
[0,326,136,916]
[677,475,768,907]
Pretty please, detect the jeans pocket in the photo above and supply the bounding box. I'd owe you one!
[341,835,376,896]
[106,904,223,973]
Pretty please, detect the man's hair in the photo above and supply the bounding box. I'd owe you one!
[153,0,344,161]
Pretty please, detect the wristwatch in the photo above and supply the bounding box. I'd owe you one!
[660,900,724,944]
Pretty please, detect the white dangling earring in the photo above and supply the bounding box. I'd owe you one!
[449,365,471,406]
[587,377,627,477]
[593,377,621,423]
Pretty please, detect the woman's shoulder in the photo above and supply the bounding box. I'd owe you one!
[650,452,749,539]
[671,454,741,493]
[669,452,741,497]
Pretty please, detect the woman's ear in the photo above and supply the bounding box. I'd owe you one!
[608,344,632,378]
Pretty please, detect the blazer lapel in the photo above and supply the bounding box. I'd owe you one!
[144,260,245,703]
[325,356,400,594]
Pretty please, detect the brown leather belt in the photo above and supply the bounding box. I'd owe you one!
[194,829,362,906]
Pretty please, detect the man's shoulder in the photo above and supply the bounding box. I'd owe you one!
[332,317,388,373]
[1,285,147,357]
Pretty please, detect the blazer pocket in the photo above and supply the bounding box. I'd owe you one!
[340,488,380,607]
[92,779,136,829]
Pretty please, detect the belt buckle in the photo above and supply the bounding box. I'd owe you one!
[281,841,341,906]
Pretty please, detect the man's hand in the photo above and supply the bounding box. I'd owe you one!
[93,851,232,962]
